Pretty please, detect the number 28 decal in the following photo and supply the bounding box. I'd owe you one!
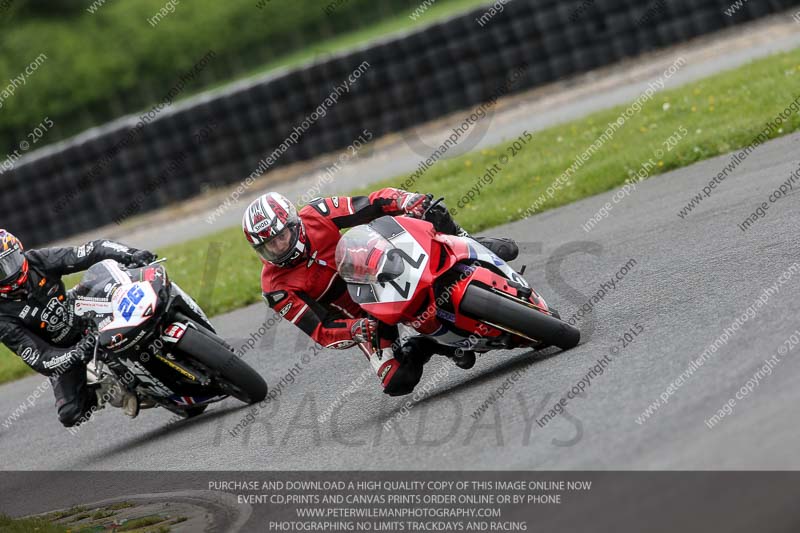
[118,285,145,321]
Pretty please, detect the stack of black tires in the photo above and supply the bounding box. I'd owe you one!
[4,0,797,247]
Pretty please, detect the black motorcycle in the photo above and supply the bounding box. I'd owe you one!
[72,258,267,418]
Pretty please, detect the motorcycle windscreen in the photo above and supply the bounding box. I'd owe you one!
[73,260,132,299]
[335,225,405,284]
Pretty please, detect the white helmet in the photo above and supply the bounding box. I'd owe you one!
[242,193,307,268]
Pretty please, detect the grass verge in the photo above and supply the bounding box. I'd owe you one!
[0,514,67,533]
[1,48,799,385]
[0,0,491,155]
[3,502,184,532]
[351,48,800,232]
[214,0,497,91]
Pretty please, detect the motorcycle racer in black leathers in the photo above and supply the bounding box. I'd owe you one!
[0,230,156,427]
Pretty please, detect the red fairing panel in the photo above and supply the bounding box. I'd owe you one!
[355,217,439,325]
[352,216,549,340]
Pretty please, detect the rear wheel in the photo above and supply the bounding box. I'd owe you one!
[460,285,580,350]
[177,327,268,404]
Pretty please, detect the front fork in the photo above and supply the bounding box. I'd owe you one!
[86,334,115,389]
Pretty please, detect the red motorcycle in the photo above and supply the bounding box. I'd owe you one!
[334,211,580,370]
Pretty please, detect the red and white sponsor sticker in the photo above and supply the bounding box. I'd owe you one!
[163,322,188,343]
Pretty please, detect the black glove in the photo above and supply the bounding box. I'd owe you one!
[78,335,98,364]
[422,200,464,236]
[127,249,157,267]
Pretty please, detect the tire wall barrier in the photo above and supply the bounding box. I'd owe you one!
[2,0,797,246]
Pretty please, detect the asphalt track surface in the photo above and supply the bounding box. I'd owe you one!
[4,18,800,533]
[2,130,800,476]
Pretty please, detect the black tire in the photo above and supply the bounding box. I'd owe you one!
[177,327,268,404]
[460,285,580,351]
[182,405,208,418]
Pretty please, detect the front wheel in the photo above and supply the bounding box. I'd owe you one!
[460,285,580,350]
[177,327,268,404]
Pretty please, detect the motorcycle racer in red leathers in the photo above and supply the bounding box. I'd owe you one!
[242,189,518,396]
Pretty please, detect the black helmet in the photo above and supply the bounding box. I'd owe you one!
[0,230,29,300]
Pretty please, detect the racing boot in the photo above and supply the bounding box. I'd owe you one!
[94,376,124,408]
[404,336,476,370]
[95,376,139,418]
[473,237,519,262]
[383,337,434,396]
[422,201,518,262]
[122,394,140,418]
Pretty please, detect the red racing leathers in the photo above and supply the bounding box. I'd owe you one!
[260,189,412,350]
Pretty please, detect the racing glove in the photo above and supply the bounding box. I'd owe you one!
[398,192,432,219]
[79,335,99,364]
[350,317,379,346]
[349,318,398,354]
[126,249,157,267]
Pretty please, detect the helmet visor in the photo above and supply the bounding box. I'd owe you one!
[254,224,300,264]
[0,247,24,285]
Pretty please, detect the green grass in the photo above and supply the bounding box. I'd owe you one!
[91,509,117,520]
[41,506,88,521]
[69,512,92,522]
[352,49,800,232]
[117,515,169,531]
[106,502,136,511]
[0,353,39,383]
[5,502,181,533]
[2,49,800,385]
[222,0,496,88]
[0,0,491,155]
[0,514,68,533]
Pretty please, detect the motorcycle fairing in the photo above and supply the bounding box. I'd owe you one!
[341,216,552,349]
[75,260,229,407]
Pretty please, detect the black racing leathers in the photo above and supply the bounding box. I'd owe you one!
[0,240,142,426]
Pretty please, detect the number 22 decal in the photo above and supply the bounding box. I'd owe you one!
[118,285,145,321]
[381,249,426,299]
